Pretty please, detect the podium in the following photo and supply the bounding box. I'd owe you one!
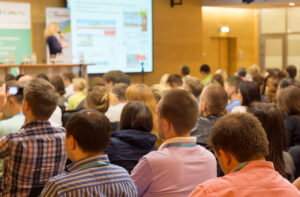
[0,63,92,78]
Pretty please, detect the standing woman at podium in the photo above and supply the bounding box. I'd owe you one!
[44,22,66,58]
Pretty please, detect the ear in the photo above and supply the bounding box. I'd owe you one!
[218,149,232,166]
[162,118,172,134]
[200,101,208,112]
[7,97,15,106]
[22,100,30,111]
[230,87,236,95]
[69,135,77,150]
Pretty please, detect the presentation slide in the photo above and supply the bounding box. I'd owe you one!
[70,0,153,74]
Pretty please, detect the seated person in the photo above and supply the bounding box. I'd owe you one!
[183,76,203,105]
[166,74,183,89]
[131,89,216,197]
[200,64,212,85]
[0,78,67,196]
[191,84,228,148]
[224,76,243,112]
[106,101,157,173]
[40,109,138,197]
[63,72,75,99]
[67,78,87,110]
[189,113,300,197]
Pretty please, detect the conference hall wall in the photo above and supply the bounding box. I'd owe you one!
[0,0,259,85]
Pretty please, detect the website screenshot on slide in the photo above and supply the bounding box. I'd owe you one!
[70,0,153,74]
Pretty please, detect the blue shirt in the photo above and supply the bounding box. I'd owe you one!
[40,154,138,197]
[226,99,241,112]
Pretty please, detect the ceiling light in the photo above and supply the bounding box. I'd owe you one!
[289,2,295,6]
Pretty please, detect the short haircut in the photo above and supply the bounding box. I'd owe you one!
[5,74,15,82]
[279,78,300,89]
[88,77,105,90]
[63,72,75,82]
[167,74,183,87]
[115,73,131,86]
[209,113,269,162]
[103,70,123,84]
[200,64,210,74]
[277,86,300,116]
[112,83,128,102]
[50,75,65,96]
[66,109,111,153]
[120,101,153,132]
[36,73,49,81]
[184,76,203,98]
[239,81,261,106]
[226,76,243,93]
[159,89,198,135]
[238,67,247,77]
[202,84,228,114]
[180,65,190,76]
[24,78,58,120]
[286,65,297,79]
[86,86,110,113]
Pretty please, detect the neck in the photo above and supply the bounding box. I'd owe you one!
[165,132,190,140]
[231,156,266,173]
[25,114,44,124]
[71,151,104,163]
[11,105,22,117]
[230,94,239,102]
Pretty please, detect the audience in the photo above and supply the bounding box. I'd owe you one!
[159,73,171,89]
[183,76,203,104]
[103,70,123,90]
[131,89,216,197]
[0,78,66,196]
[85,86,110,113]
[224,76,243,112]
[50,75,66,110]
[200,64,212,85]
[180,65,190,77]
[4,74,15,82]
[150,84,165,103]
[191,84,228,148]
[68,78,87,110]
[215,69,227,81]
[106,101,157,173]
[286,65,297,80]
[248,102,295,181]
[232,81,261,113]
[189,113,300,197]
[237,67,247,81]
[210,74,224,87]
[40,109,138,197]
[166,74,183,89]
[63,72,75,99]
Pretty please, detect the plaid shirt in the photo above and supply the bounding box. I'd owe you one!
[0,121,67,197]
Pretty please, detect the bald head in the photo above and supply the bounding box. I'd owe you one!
[200,84,228,115]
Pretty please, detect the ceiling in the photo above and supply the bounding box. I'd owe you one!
[202,0,300,8]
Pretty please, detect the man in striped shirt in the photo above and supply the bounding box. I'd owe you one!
[0,78,67,196]
[40,109,137,197]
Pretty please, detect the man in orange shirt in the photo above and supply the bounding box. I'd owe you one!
[189,112,300,197]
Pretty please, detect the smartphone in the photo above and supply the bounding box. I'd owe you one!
[7,86,18,95]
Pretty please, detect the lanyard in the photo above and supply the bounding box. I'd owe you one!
[234,162,248,172]
[167,143,197,148]
[73,161,109,171]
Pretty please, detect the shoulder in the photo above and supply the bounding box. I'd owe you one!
[232,106,247,113]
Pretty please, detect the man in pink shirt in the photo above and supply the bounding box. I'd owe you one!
[189,113,300,197]
[131,89,217,197]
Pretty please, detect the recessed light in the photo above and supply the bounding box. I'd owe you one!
[289,2,295,6]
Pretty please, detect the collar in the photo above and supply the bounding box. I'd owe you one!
[67,154,110,172]
[230,160,274,173]
[158,137,197,150]
[22,120,51,129]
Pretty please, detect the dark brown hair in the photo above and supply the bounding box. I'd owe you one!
[103,70,123,84]
[277,86,300,117]
[167,74,183,87]
[24,78,58,120]
[112,83,128,102]
[286,65,297,79]
[239,81,261,106]
[66,109,110,153]
[184,76,203,98]
[209,113,269,162]
[86,86,110,113]
[225,76,243,93]
[159,89,198,135]
[120,101,153,132]
[63,72,75,82]
[248,102,286,177]
[211,74,224,87]
[202,84,228,115]
[50,75,65,96]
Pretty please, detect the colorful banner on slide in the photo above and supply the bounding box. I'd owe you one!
[0,2,31,75]
[46,7,72,63]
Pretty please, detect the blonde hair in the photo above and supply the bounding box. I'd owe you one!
[73,78,87,92]
[85,86,110,113]
[160,74,171,89]
[248,65,261,76]
[126,84,164,147]
[215,69,227,81]
[44,22,59,38]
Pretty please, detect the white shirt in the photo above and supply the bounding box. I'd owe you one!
[64,84,75,99]
[105,103,126,122]
[49,106,62,127]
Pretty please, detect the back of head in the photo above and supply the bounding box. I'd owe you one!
[239,81,261,106]
[167,74,183,88]
[201,84,228,115]
[248,102,286,176]
[286,65,297,79]
[180,65,190,76]
[6,80,23,105]
[24,78,58,120]
[215,69,227,81]
[112,83,128,102]
[184,76,203,98]
[66,109,110,153]
[88,77,105,90]
[103,70,123,84]
[86,86,110,113]
[248,65,261,76]
[63,72,75,82]
[200,64,210,74]
[36,74,49,82]
[5,74,15,82]
[50,75,65,96]
[159,89,198,135]
[277,86,300,116]
[209,112,269,162]
[151,84,165,103]
[120,101,153,132]
[115,73,131,86]
[73,78,87,92]
[226,76,243,92]
[238,67,247,77]
[211,74,224,87]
